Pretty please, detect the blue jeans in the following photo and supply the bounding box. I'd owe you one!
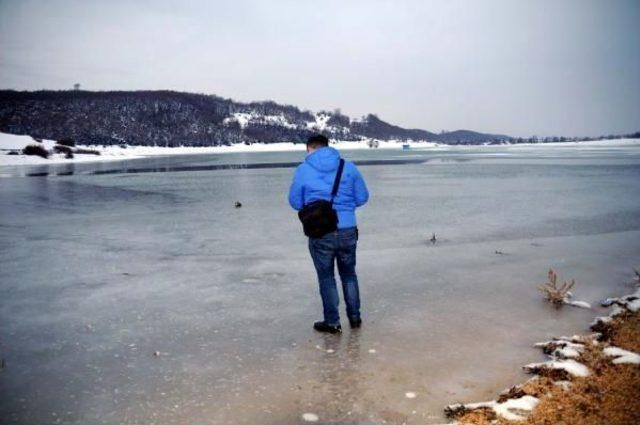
[308,226,361,326]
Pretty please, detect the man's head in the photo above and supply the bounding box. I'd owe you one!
[306,134,329,153]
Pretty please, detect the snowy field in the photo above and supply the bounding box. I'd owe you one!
[1,142,640,424]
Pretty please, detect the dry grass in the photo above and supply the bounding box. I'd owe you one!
[457,410,496,424]
[609,312,640,355]
[453,312,640,425]
[522,328,640,425]
[538,269,574,306]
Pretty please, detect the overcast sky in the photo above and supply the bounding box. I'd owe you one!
[1,0,638,137]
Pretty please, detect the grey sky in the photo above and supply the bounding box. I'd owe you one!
[1,0,638,137]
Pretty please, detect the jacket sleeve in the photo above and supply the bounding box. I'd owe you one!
[352,165,369,207]
[288,166,305,211]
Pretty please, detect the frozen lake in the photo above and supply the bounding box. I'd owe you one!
[1,143,640,424]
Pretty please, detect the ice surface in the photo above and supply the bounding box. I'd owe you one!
[1,144,640,424]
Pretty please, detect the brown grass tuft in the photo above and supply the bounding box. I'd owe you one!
[609,312,640,358]
[538,269,575,306]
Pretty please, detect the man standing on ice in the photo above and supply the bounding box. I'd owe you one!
[288,134,369,334]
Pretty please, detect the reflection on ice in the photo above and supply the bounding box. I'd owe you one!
[1,145,640,424]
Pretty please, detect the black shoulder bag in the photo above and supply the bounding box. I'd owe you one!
[298,159,345,239]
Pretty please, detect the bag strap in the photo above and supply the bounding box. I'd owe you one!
[330,159,345,204]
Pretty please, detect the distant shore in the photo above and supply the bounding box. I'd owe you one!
[1,132,639,167]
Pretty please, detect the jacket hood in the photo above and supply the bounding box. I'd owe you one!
[305,146,341,172]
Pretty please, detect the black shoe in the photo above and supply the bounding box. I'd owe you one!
[313,321,342,334]
[349,317,362,329]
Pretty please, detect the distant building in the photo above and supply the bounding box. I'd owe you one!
[73,83,80,91]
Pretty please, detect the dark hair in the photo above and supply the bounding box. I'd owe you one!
[306,134,329,148]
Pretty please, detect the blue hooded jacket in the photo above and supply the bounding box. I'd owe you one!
[288,147,369,229]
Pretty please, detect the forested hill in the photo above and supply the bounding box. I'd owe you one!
[0,90,511,146]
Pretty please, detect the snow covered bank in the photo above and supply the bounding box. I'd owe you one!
[0,132,441,166]
[0,133,143,165]
[2,131,639,167]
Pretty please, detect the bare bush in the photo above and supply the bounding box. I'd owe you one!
[22,144,49,158]
[539,269,575,306]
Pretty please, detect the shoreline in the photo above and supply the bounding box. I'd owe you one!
[443,272,640,424]
[1,132,639,167]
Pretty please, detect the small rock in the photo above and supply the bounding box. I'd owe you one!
[405,392,417,399]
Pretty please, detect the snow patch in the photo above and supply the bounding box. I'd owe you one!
[307,112,331,131]
[224,112,299,129]
[263,115,297,129]
[493,396,540,421]
[302,412,319,422]
[534,338,585,359]
[447,395,539,422]
[603,346,640,365]
[628,298,640,312]
[534,336,590,360]
[223,112,253,129]
[554,346,582,359]
[523,359,590,378]
[598,289,640,312]
[0,132,55,150]
[565,300,591,309]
